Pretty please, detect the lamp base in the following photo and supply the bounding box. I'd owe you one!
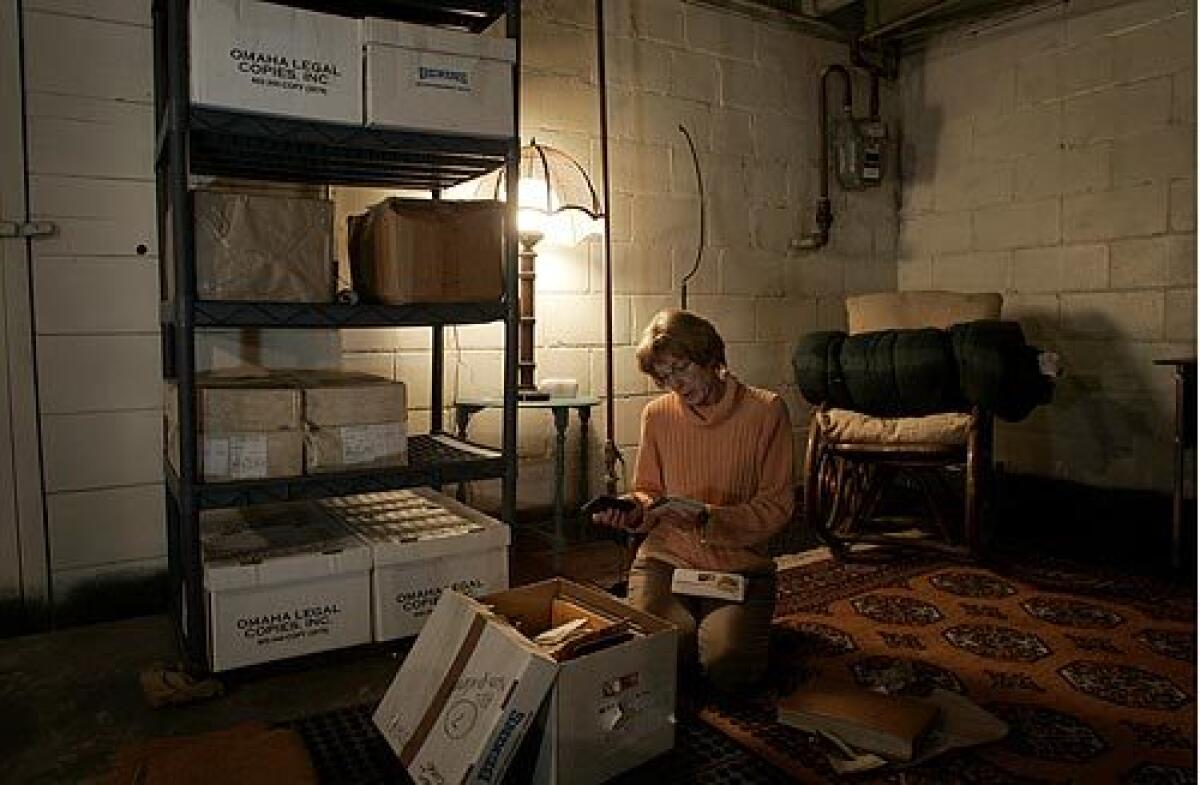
[518,389,552,402]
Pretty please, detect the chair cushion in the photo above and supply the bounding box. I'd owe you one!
[817,408,973,446]
[847,291,1002,334]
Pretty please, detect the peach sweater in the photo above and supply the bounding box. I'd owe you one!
[633,375,794,574]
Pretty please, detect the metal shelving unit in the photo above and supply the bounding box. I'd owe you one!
[152,0,521,670]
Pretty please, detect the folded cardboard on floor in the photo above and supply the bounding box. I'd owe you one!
[193,189,335,302]
[374,579,677,785]
[201,502,372,671]
[347,198,504,305]
[320,488,509,641]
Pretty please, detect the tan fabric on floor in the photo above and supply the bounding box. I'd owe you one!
[103,722,317,785]
[138,662,224,708]
[816,408,973,445]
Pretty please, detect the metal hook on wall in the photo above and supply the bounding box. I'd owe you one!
[677,124,705,311]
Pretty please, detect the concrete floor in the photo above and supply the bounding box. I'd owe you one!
[0,530,628,785]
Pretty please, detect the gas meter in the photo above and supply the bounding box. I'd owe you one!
[831,110,887,191]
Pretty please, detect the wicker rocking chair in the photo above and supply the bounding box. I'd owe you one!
[802,292,1002,560]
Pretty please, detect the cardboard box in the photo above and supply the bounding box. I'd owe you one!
[298,370,407,426]
[194,189,335,302]
[189,0,362,125]
[373,590,558,785]
[201,502,372,671]
[490,581,678,785]
[293,371,408,473]
[348,198,504,305]
[374,579,677,785]
[164,376,304,482]
[320,488,509,641]
[363,18,516,137]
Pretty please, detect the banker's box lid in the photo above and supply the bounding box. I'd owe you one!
[364,17,516,62]
[373,590,557,785]
[202,502,372,591]
[320,488,510,566]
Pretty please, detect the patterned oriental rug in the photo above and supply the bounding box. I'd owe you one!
[696,549,1196,785]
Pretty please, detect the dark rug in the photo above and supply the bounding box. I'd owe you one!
[287,701,792,784]
[696,549,1197,784]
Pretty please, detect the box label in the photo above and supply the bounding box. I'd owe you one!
[396,577,485,621]
[341,422,405,465]
[228,48,348,98]
[415,53,476,93]
[236,602,344,647]
[229,434,269,478]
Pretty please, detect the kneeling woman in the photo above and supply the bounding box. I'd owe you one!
[593,308,793,692]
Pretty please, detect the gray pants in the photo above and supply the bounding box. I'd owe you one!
[627,557,776,692]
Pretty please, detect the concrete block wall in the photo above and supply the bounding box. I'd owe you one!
[898,0,1196,492]
[342,0,899,511]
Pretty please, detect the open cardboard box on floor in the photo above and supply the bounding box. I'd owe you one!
[373,578,677,785]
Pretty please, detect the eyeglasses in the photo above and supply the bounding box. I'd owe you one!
[652,358,696,386]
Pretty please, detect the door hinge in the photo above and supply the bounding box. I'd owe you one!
[0,220,56,239]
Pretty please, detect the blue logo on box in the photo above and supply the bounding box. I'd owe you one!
[418,66,470,91]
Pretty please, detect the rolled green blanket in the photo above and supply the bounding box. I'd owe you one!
[793,320,1053,422]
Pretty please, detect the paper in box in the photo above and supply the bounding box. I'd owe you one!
[189,0,362,125]
[363,18,516,137]
[201,502,372,671]
[375,579,677,785]
[320,488,509,641]
[194,189,335,302]
[348,198,504,305]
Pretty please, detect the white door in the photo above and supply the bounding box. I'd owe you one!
[0,0,49,615]
[21,0,165,611]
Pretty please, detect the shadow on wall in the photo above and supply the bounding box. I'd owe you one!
[1003,309,1173,490]
[895,49,945,234]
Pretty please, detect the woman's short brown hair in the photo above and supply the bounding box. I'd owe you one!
[635,308,726,380]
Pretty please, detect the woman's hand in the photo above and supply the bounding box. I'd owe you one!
[591,498,645,533]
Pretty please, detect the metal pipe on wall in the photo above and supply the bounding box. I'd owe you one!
[595,0,623,495]
[795,64,852,251]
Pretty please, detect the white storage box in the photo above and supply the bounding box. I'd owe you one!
[373,590,558,785]
[490,581,679,785]
[364,18,515,137]
[190,0,362,125]
[374,579,677,785]
[201,502,372,671]
[320,488,509,641]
